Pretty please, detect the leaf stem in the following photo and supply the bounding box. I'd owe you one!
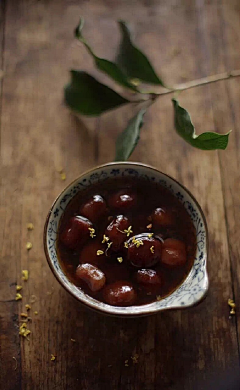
[141,69,240,97]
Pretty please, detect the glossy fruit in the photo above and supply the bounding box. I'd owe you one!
[136,269,162,286]
[61,216,92,250]
[80,195,107,223]
[161,238,186,266]
[75,263,106,292]
[151,208,175,228]
[103,281,137,306]
[108,190,138,212]
[105,215,130,251]
[127,234,162,267]
[79,240,107,266]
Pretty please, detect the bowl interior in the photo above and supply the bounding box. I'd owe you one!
[44,163,208,316]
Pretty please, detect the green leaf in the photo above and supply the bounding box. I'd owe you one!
[65,71,130,116]
[116,21,165,87]
[172,99,230,150]
[75,18,138,92]
[115,109,146,161]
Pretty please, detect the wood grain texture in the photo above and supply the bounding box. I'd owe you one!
[0,1,239,389]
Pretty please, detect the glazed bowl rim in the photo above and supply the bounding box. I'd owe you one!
[43,161,209,317]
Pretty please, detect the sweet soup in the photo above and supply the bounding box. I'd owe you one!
[57,177,196,306]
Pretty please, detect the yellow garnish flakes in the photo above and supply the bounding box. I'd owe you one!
[27,223,34,230]
[107,242,112,249]
[21,313,28,318]
[60,172,66,181]
[124,359,129,367]
[19,323,31,338]
[150,246,155,254]
[132,237,144,248]
[26,242,32,250]
[25,304,31,311]
[102,235,109,243]
[71,338,76,342]
[147,223,152,229]
[228,299,236,315]
[34,311,38,315]
[15,293,22,301]
[131,354,139,364]
[117,257,123,263]
[51,354,56,361]
[124,242,129,249]
[16,285,22,291]
[124,226,133,237]
[148,233,154,238]
[97,250,104,256]
[22,270,29,281]
[88,227,96,238]
[156,295,161,301]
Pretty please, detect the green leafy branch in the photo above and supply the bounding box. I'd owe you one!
[64,18,240,160]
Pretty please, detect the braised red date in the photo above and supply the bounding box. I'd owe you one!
[80,195,107,223]
[151,207,175,228]
[161,238,186,266]
[136,269,162,286]
[75,263,106,292]
[103,281,137,306]
[127,234,162,267]
[108,190,138,212]
[105,215,130,251]
[61,216,92,250]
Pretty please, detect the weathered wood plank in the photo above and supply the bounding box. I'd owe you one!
[0,1,239,389]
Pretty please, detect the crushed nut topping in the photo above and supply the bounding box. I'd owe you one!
[22,270,29,281]
[26,242,32,250]
[88,227,96,238]
[19,323,31,338]
[60,172,66,181]
[228,299,236,315]
[15,293,22,301]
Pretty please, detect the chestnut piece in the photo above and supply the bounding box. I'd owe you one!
[105,215,130,251]
[161,238,187,266]
[103,281,137,306]
[108,190,138,212]
[80,195,107,223]
[151,207,175,228]
[61,216,92,250]
[75,263,106,292]
[127,234,162,267]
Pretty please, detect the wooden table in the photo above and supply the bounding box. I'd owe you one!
[1,1,240,389]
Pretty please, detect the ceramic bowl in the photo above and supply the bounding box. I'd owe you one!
[44,162,209,317]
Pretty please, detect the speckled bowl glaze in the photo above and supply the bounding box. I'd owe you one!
[44,162,209,317]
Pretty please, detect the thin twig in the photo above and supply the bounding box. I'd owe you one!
[142,69,240,97]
